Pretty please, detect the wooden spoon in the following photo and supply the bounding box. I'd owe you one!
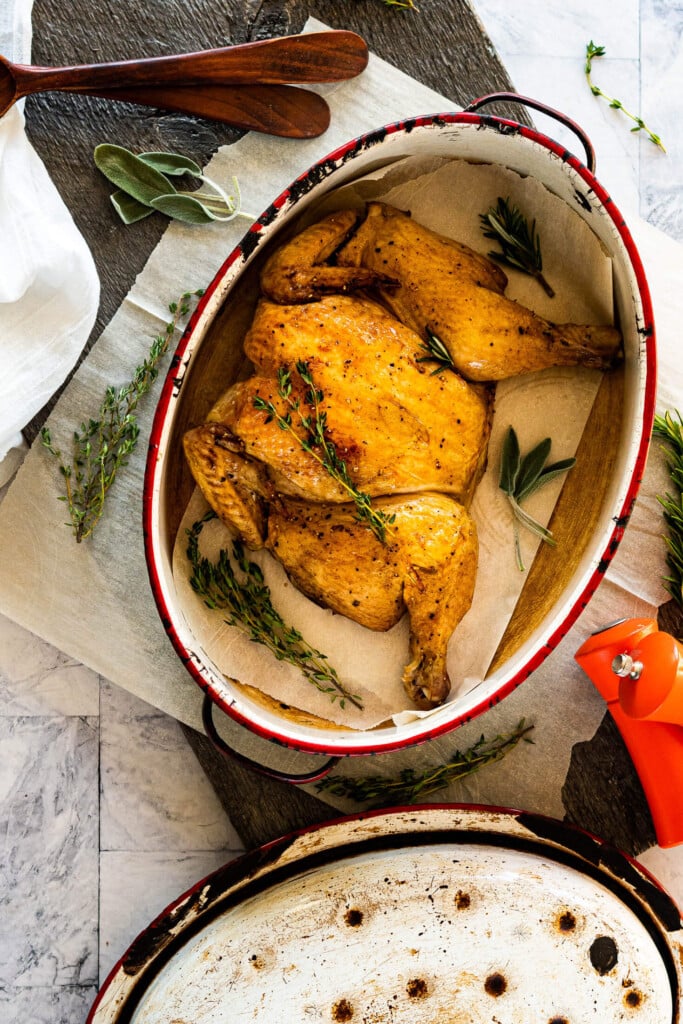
[67,83,331,137]
[0,30,368,117]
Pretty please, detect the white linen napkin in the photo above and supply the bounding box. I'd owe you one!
[0,0,99,484]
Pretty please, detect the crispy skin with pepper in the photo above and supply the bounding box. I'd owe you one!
[198,294,492,509]
[183,289,489,708]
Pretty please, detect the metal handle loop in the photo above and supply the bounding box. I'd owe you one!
[202,693,341,785]
[464,91,596,174]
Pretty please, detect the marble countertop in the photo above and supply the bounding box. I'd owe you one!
[1,1,682,1020]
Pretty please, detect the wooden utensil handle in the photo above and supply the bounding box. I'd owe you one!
[83,83,331,138]
[12,30,368,96]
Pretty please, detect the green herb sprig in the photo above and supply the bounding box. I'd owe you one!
[585,41,665,152]
[316,719,533,805]
[94,145,246,225]
[499,426,576,571]
[416,330,457,375]
[382,0,417,8]
[653,410,683,609]
[41,289,203,542]
[480,196,554,297]
[254,361,396,543]
[187,511,362,710]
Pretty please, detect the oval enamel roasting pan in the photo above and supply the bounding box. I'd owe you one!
[143,95,655,766]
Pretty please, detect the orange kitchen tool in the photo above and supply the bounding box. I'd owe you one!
[575,618,683,848]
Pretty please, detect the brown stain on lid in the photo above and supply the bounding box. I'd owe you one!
[484,972,507,996]
[332,997,354,1021]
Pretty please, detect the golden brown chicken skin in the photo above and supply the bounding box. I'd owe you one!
[216,295,492,507]
[333,202,622,381]
[266,493,478,708]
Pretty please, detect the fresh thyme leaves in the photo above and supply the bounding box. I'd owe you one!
[316,719,533,805]
[41,289,203,542]
[253,360,396,543]
[416,330,457,375]
[187,511,363,710]
[653,410,683,609]
[585,41,665,152]
[480,197,554,297]
[499,426,576,572]
[94,144,245,225]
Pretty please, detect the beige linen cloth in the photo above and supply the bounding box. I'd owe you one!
[0,19,681,817]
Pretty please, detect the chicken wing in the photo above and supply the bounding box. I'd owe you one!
[260,207,396,303]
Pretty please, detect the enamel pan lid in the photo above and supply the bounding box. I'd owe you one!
[88,806,683,1023]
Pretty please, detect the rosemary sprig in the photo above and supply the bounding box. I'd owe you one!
[316,719,533,805]
[585,41,665,152]
[499,426,576,571]
[253,361,396,543]
[41,289,203,542]
[187,511,363,710]
[416,330,457,375]
[653,410,683,609]
[480,196,554,297]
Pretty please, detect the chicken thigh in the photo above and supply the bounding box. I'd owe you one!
[266,493,478,709]
[314,202,621,381]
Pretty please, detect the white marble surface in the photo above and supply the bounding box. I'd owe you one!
[1,2,682,1020]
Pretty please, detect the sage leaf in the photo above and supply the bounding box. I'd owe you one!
[110,189,154,225]
[94,143,177,205]
[499,425,575,570]
[514,437,552,498]
[517,458,576,502]
[139,151,203,177]
[149,193,216,224]
[499,426,520,495]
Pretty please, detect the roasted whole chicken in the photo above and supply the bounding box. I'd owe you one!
[184,201,622,710]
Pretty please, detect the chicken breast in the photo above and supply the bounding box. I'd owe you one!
[217,294,492,506]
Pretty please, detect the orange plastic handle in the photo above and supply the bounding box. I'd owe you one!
[575,619,683,849]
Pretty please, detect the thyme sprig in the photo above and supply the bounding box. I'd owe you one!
[499,426,576,571]
[416,330,457,375]
[480,196,554,297]
[653,410,683,609]
[41,289,203,542]
[187,511,363,710]
[585,41,665,152]
[253,361,396,543]
[316,719,533,805]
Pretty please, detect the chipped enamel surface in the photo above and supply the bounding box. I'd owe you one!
[89,807,681,1023]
